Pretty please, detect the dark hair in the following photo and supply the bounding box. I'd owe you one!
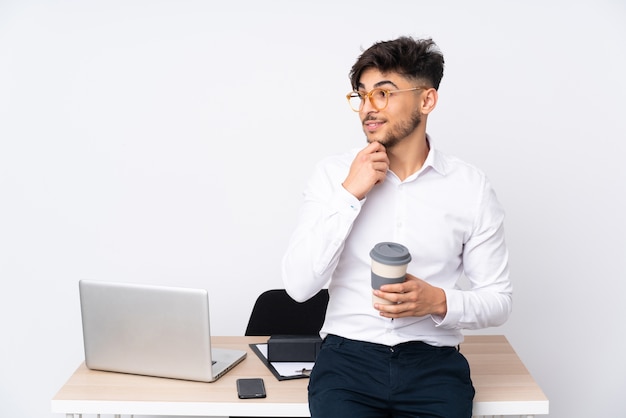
[349,37,444,90]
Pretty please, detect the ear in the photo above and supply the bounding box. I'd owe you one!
[421,88,438,115]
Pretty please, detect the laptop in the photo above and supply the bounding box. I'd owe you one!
[79,279,247,382]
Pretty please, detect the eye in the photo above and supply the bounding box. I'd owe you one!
[373,89,388,99]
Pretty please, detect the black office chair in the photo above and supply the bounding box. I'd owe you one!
[245,289,329,336]
[233,290,329,418]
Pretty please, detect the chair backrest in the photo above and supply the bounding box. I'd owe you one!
[244,289,329,336]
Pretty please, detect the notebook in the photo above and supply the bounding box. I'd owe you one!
[78,279,246,382]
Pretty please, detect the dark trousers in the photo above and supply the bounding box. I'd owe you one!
[308,334,475,418]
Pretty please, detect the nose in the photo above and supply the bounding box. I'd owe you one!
[360,96,377,113]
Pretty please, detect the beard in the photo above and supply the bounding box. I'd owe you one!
[365,107,422,148]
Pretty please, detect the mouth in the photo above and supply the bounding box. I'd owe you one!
[363,119,385,132]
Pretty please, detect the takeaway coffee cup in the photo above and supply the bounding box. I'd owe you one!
[370,242,412,306]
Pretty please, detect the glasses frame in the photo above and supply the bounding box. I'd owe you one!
[346,86,429,112]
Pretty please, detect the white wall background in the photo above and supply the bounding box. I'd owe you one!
[1,1,625,417]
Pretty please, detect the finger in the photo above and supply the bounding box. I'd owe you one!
[378,282,406,294]
[372,164,389,177]
[362,141,384,155]
[370,154,390,166]
[367,141,386,152]
[372,147,389,160]
[373,289,402,304]
[376,302,409,318]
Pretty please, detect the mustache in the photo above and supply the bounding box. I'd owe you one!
[362,114,383,122]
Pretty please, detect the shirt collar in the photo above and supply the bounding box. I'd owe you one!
[400,134,446,182]
[425,134,447,176]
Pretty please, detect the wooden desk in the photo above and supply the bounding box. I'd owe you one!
[51,335,548,417]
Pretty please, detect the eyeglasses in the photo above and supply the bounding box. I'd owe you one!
[346,86,428,112]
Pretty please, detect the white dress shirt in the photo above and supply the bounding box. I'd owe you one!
[281,141,512,347]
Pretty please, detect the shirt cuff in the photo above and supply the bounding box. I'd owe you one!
[334,186,363,218]
[433,288,463,328]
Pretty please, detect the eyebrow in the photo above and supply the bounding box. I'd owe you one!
[357,80,400,90]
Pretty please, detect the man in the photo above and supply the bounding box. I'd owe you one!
[281,36,512,418]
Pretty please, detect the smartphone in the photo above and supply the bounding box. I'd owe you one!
[236,378,267,399]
